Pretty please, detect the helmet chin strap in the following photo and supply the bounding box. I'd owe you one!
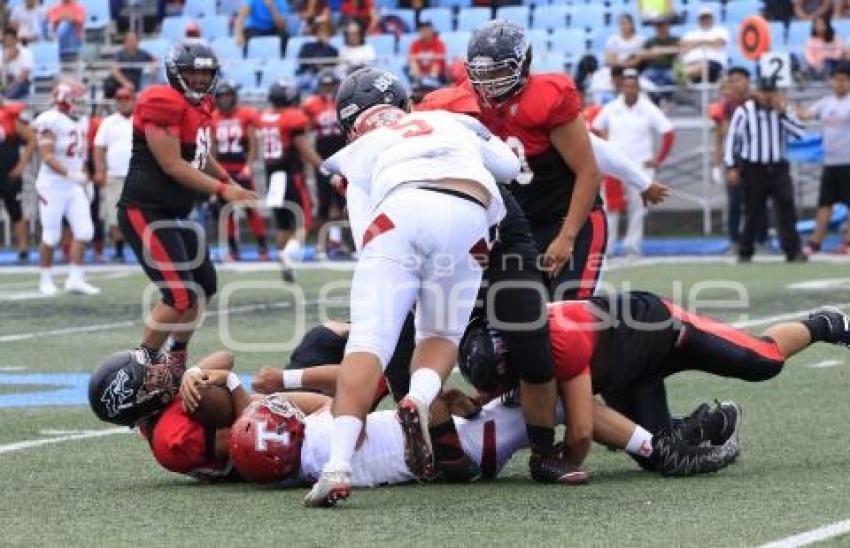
[177,70,218,103]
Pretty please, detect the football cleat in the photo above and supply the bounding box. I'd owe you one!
[397,397,435,481]
[808,306,850,346]
[529,453,587,485]
[39,276,58,296]
[64,278,101,295]
[650,430,738,477]
[707,400,742,447]
[304,468,352,508]
[434,453,482,483]
[670,403,711,445]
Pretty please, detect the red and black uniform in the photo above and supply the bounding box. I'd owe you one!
[257,107,312,231]
[117,85,217,312]
[0,101,27,223]
[302,93,346,221]
[140,395,234,481]
[421,74,608,300]
[548,291,786,432]
[212,106,267,253]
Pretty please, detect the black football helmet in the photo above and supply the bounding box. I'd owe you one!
[335,67,409,137]
[214,80,239,111]
[88,350,182,426]
[458,316,520,394]
[317,68,340,93]
[466,19,532,104]
[268,79,298,108]
[165,39,221,104]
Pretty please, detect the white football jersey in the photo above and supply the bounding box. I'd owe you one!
[33,109,88,189]
[322,110,515,247]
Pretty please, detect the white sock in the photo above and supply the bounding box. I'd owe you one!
[324,415,362,473]
[40,268,53,283]
[69,264,84,283]
[625,426,654,458]
[406,368,442,407]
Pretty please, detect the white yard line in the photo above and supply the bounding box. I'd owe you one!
[806,359,844,369]
[0,366,26,371]
[0,428,130,455]
[760,519,850,548]
[731,304,850,329]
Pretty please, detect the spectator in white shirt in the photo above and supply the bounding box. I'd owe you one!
[680,6,729,83]
[9,0,47,43]
[339,21,375,70]
[605,13,644,68]
[592,70,676,257]
[93,87,135,262]
[1,28,33,100]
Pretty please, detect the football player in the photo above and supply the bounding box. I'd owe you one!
[33,80,100,296]
[211,81,269,261]
[0,97,35,264]
[257,80,324,282]
[301,69,348,255]
[117,40,257,369]
[460,293,850,470]
[304,67,516,508]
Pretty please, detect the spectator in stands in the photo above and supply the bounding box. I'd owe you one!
[300,0,331,32]
[1,28,32,100]
[234,0,290,57]
[8,0,47,44]
[338,0,378,33]
[339,21,375,71]
[764,0,795,24]
[794,0,834,20]
[679,6,728,83]
[638,19,680,106]
[93,86,134,262]
[47,0,85,59]
[804,15,846,79]
[592,69,675,258]
[108,32,156,97]
[605,14,644,68]
[407,21,446,83]
[398,0,427,11]
[296,20,339,91]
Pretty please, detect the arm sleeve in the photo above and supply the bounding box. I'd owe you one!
[781,111,807,139]
[724,108,744,167]
[590,133,651,192]
[93,119,108,147]
[478,135,521,183]
[656,131,675,164]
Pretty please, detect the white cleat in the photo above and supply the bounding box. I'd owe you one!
[39,277,59,296]
[64,278,101,295]
[304,468,352,508]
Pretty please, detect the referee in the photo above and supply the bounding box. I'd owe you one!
[724,76,807,263]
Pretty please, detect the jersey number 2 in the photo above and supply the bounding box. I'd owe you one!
[505,136,534,185]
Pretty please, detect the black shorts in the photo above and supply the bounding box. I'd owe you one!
[530,205,608,300]
[268,170,305,232]
[0,177,23,223]
[817,165,850,207]
[118,206,217,312]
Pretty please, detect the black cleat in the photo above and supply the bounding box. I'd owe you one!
[434,454,482,483]
[808,307,850,346]
[706,400,742,446]
[650,430,739,476]
[670,403,711,445]
[529,453,588,485]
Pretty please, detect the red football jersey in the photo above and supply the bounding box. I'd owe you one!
[257,107,309,172]
[212,106,258,172]
[547,300,598,383]
[143,395,232,481]
[301,94,345,158]
[120,85,214,217]
[0,102,26,166]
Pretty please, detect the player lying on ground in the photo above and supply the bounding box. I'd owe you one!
[87,349,738,486]
[252,321,740,479]
[459,292,850,471]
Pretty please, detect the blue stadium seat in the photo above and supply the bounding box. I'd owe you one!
[833,19,850,41]
[198,15,229,41]
[218,0,242,16]
[769,21,787,45]
[375,0,398,9]
[285,36,313,59]
[139,37,170,59]
[589,29,607,53]
[246,35,281,62]
[286,14,303,35]
[226,61,262,93]
[456,7,490,32]
[420,7,453,33]
[727,47,754,72]
[549,28,587,56]
[433,0,471,8]
[495,6,530,27]
[161,16,193,42]
[368,33,396,57]
[31,41,60,79]
[440,31,471,60]
[531,5,569,31]
[397,32,417,56]
[211,36,243,60]
[568,5,605,30]
[723,0,760,25]
[787,20,810,49]
[184,0,216,18]
[385,9,416,31]
[531,51,566,73]
[260,59,297,87]
[83,0,110,31]
[329,35,344,50]
[527,28,549,54]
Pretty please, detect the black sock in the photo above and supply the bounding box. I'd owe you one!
[527,425,557,457]
[802,315,832,343]
[17,250,27,260]
[115,240,124,257]
[170,340,188,353]
[138,344,160,363]
[430,420,465,462]
[257,236,268,252]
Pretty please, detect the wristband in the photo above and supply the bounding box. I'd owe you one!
[226,372,241,392]
[282,369,303,390]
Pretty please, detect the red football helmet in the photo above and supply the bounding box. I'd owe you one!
[229,395,306,484]
[350,104,406,140]
[52,80,87,117]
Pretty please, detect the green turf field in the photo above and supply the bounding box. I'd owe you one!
[2,259,850,547]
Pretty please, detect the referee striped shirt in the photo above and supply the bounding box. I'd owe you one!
[724,98,806,167]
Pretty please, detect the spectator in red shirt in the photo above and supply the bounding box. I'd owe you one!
[47,0,85,58]
[408,21,447,82]
[339,0,378,33]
